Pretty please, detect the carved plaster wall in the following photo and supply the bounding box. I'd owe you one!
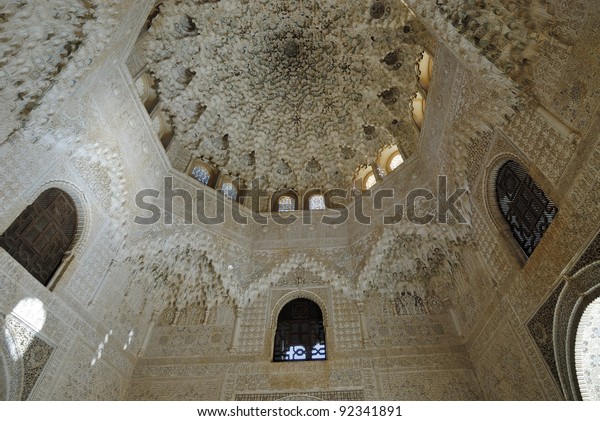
[0,0,599,402]
[127,264,481,400]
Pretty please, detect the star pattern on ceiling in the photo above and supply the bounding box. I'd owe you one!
[143,0,430,191]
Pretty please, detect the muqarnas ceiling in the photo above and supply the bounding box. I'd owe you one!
[142,0,434,191]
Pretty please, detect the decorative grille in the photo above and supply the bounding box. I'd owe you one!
[308,194,325,210]
[192,166,211,185]
[273,299,326,361]
[495,161,557,257]
[0,189,77,286]
[278,195,295,212]
[222,182,238,201]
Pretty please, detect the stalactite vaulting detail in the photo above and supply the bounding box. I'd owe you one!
[0,0,121,145]
[141,0,434,191]
[1,0,598,403]
[126,241,233,319]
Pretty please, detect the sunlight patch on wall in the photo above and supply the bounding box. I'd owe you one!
[5,298,46,361]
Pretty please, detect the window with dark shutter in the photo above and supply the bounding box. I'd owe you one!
[495,161,557,257]
[0,189,77,286]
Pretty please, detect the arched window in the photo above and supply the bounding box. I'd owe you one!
[364,172,377,190]
[387,152,404,172]
[575,296,600,400]
[273,298,326,362]
[278,195,296,212]
[188,159,219,188]
[221,182,238,201]
[495,160,558,257]
[353,164,377,192]
[0,189,77,287]
[308,194,326,210]
[192,166,211,185]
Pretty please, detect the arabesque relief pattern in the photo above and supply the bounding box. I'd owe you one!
[0,0,599,401]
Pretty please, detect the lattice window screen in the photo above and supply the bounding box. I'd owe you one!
[278,195,296,212]
[273,299,326,361]
[495,161,557,257]
[0,189,77,286]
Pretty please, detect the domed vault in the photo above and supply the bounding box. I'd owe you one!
[142,0,435,192]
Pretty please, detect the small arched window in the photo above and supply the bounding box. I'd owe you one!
[192,166,211,185]
[278,195,296,212]
[221,182,238,201]
[273,298,326,362]
[495,160,558,257]
[388,152,404,172]
[308,194,326,210]
[0,188,77,287]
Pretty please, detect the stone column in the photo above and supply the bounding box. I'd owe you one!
[356,301,369,348]
[229,305,242,353]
